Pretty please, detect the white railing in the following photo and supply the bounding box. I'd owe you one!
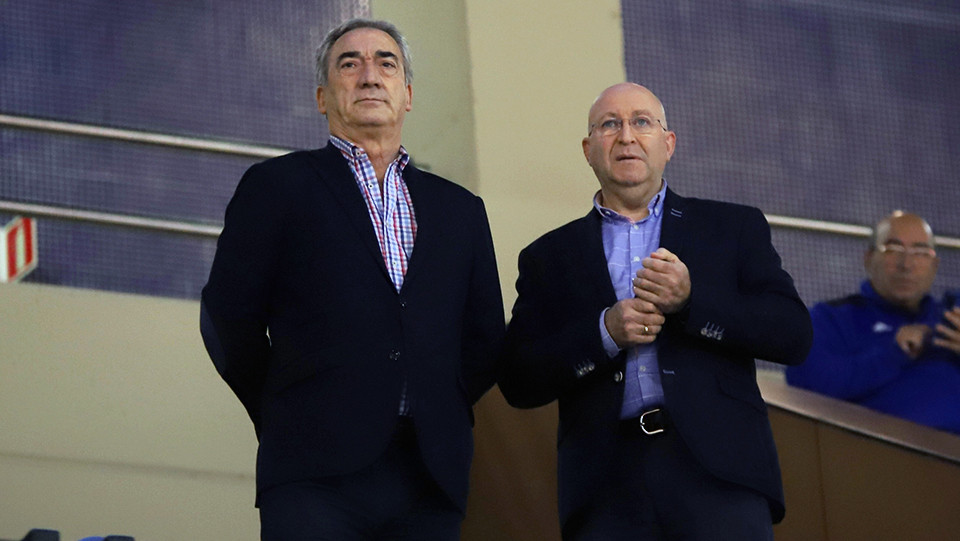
[0,200,222,237]
[0,113,291,158]
[2,113,959,248]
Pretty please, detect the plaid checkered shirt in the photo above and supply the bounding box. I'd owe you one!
[330,136,417,415]
[331,136,416,290]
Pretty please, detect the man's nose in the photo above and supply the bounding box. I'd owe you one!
[617,122,638,143]
[897,255,914,271]
[358,60,381,86]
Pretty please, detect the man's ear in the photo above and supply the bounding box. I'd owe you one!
[582,137,591,163]
[664,130,677,161]
[316,86,326,114]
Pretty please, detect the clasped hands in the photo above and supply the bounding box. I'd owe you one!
[896,307,960,359]
[605,248,691,349]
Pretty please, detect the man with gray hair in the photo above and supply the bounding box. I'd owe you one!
[201,18,504,539]
[787,211,960,434]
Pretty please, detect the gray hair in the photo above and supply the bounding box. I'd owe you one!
[315,18,413,87]
[869,210,937,249]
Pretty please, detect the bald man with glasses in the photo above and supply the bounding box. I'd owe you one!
[787,211,960,435]
[499,83,813,540]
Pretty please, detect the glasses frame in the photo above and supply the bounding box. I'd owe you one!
[589,115,667,137]
[874,242,937,259]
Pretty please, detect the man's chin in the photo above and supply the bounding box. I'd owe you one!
[889,291,924,309]
[346,113,396,128]
[608,176,656,189]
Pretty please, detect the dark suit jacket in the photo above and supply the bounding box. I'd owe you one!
[499,188,812,525]
[200,143,505,511]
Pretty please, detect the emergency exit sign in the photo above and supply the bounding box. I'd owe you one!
[1,216,38,282]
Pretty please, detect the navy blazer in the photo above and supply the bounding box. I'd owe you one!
[499,188,812,525]
[201,143,505,511]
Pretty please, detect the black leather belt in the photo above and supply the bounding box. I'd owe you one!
[620,407,669,436]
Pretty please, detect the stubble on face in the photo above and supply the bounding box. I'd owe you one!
[317,28,412,141]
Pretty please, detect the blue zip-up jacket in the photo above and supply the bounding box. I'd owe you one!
[786,281,960,435]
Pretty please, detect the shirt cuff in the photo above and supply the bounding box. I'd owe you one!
[599,308,622,358]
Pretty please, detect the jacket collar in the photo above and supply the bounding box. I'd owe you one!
[577,186,690,306]
[860,279,936,318]
[658,187,687,262]
[307,143,394,284]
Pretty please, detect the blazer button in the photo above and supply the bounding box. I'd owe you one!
[613,370,624,383]
[389,350,401,361]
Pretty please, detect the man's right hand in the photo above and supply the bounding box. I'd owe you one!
[933,306,960,355]
[896,324,932,359]
[604,298,665,349]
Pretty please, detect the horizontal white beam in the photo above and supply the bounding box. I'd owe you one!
[767,214,960,250]
[2,113,958,249]
[0,200,221,237]
[0,113,292,158]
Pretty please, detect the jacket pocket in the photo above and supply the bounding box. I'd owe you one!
[266,341,351,396]
[716,370,767,414]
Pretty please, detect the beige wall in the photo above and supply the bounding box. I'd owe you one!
[371,0,480,193]
[0,283,259,540]
[0,2,624,539]
[375,0,624,310]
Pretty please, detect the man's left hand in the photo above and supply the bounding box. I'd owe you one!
[933,306,960,355]
[634,248,691,314]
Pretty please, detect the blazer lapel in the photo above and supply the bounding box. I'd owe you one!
[574,209,620,308]
[307,144,390,279]
[398,166,431,290]
[659,187,687,260]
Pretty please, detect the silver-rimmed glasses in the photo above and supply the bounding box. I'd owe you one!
[875,242,937,260]
[589,115,666,137]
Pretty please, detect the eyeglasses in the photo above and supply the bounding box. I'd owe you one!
[589,115,666,137]
[875,243,937,259]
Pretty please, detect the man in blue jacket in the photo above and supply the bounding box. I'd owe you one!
[786,211,960,434]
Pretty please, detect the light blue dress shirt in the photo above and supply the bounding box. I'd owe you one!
[595,182,668,418]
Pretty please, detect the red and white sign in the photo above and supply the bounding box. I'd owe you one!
[1,216,38,283]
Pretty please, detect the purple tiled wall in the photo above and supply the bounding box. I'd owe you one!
[621,0,960,304]
[1,0,367,298]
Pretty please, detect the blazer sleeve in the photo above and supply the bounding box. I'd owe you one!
[460,197,506,404]
[499,240,619,409]
[200,162,283,434]
[677,206,812,365]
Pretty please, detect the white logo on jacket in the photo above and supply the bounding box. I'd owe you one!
[872,321,893,333]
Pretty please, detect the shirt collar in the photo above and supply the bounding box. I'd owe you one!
[329,135,410,170]
[860,279,935,315]
[593,180,668,224]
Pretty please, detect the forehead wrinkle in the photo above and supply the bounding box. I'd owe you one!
[598,108,653,118]
[589,95,664,123]
[887,239,935,248]
[587,84,668,132]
